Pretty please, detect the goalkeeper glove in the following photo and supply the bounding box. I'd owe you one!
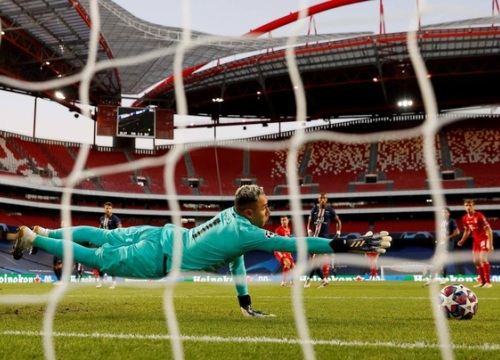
[238,295,276,318]
[329,231,392,254]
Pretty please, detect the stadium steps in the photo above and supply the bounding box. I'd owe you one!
[439,131,453,169]
[242,148,250,177]
[298,145,312,177]
[367,142,378,173]
[65,146,98,190]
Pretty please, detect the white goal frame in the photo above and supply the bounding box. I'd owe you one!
[380,263,433,280]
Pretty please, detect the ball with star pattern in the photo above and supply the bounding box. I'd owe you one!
[439,283,478,320]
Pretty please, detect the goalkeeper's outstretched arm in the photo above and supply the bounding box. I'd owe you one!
[230,256,275,317]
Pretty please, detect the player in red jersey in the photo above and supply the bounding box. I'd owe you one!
[457,199,494,288]
[365,251,379,280]
[274,215,296,286]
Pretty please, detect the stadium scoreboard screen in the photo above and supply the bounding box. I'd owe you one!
[117,107,155,138]
[97,105,174,140]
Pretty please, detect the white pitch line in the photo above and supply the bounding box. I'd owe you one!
[1,330,499,351]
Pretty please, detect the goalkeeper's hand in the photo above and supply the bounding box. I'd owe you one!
[349,231,392,253]
[329,231,392,254]
[238,295,276,318]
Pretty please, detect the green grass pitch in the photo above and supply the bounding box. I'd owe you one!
[1,281,498,359]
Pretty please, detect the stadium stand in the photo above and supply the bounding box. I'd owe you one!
[305,141,370,193]
[0,133,32,177]
[249,146,295,195]
[373,219,436,233]
[377,137,432,190]
[188,147,220,195]
[1,119,499,202]
[351,182,391,192]
[3,125,500,197]
[447,123,500,188]
[0,209,59,229]
[340,220,371,234]
[131,150,166,194]
[132,148,194,195]
[84,147,141,193]
[213,146,245,195]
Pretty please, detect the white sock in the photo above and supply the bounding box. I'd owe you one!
[23,228,37,243]
[35,226,49,237]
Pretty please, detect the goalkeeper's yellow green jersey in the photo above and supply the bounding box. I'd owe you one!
[34,207,334,296]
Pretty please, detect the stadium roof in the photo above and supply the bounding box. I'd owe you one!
[0,0,369,111]
[134,16,500,122]
[1,0,500,122]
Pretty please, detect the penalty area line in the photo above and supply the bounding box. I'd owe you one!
[1,330,499,351]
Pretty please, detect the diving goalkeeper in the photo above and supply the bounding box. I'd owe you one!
[12,185,391,317]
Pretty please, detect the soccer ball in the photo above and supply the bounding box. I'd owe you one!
[438,283,478,320]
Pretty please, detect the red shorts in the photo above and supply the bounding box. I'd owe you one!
[274,252,294,265]
[472,239,490,254]
[365,252,379,259]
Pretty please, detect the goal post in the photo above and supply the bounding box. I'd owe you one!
[380,263,433,280]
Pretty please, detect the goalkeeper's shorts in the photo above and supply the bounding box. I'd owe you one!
[95,226,168,279]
